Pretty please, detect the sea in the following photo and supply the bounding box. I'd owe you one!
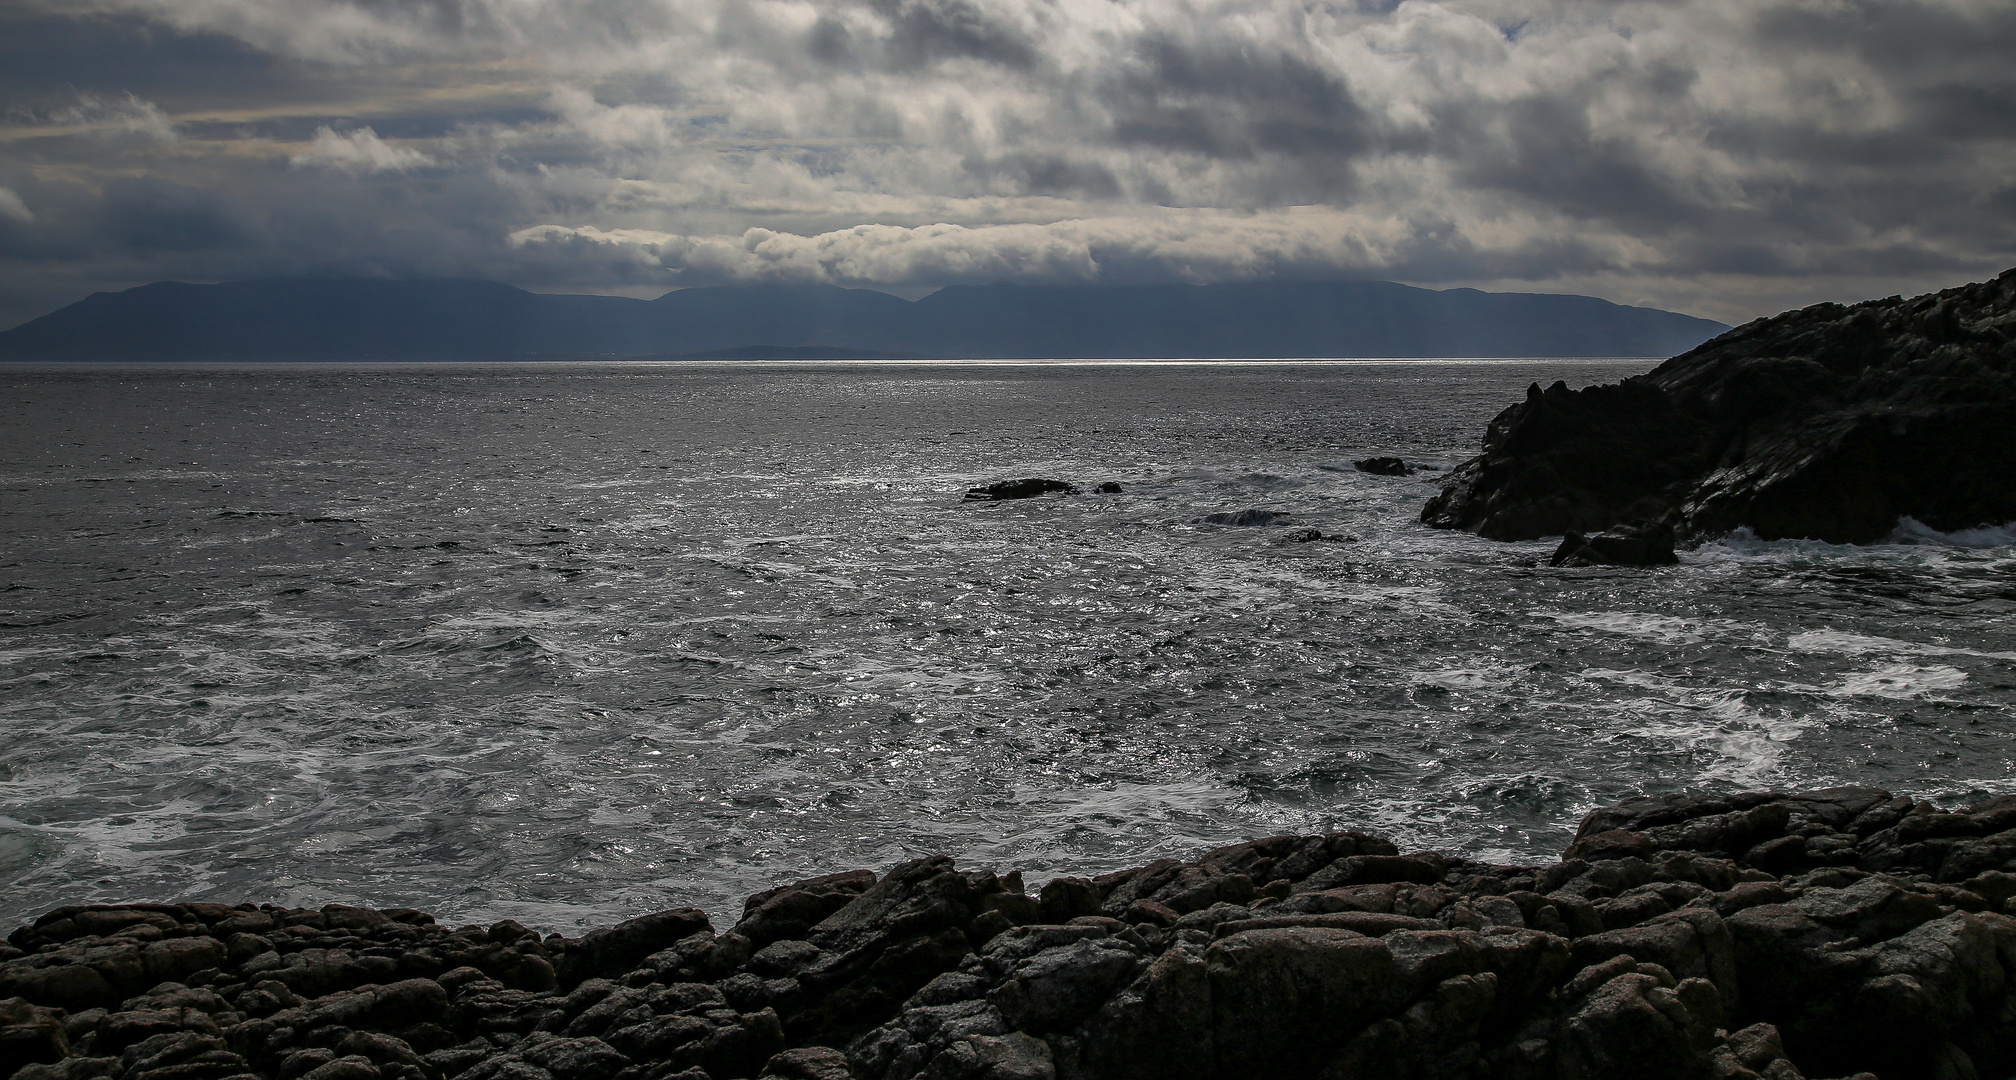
[2,359,2013,934]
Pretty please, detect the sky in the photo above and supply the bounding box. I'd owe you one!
[0,0,2012,330]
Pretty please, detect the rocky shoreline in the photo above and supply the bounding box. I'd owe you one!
[6,788,2015,1080]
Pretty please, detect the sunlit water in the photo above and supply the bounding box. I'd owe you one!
[3,360,2013,933]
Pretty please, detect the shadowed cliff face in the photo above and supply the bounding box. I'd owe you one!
[1421,268,2016,544]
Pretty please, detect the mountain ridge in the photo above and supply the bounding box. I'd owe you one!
[0,277,1730,360]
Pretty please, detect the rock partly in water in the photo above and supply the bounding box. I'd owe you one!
[1092,483,1122,495]
[1550,521,1679,567]
[963,479,1077,501]
[7,786,2016,1080]
[1353,457,1414,477]
[1422,268,2016,543]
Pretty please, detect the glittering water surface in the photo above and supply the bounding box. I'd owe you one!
[3,360,2013,932]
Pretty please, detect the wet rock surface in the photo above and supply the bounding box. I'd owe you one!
[7,787,2015,1080]
[1421,268,2016,543]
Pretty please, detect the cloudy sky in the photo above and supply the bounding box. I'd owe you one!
[0,0,2011,329]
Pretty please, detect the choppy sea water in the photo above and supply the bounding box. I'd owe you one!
[2,360,2013,933]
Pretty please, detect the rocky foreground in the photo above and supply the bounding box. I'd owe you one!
[6,788,2016,1080]
[1421,268,2016,545]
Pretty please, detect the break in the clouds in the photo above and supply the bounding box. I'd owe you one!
[0,0,2013,327]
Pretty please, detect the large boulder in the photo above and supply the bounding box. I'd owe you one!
[1550,522,1678,567]
[1422,268,2016,544]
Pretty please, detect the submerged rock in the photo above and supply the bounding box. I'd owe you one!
[1196,510,1292,527]
[1422,267,2016,544]
[963,479,1076,501]
[7,787,2015,1080]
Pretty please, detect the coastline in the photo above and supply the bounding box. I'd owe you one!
[6,787,2013,1080]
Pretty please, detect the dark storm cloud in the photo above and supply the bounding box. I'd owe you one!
[2,156,503,268]
[1737,2,2016,161]
[794,0,1041,77]
[1,0,2014,328]
[97,177,266,252]
[1751,0,2016,69]
[0,9,285,112]
[1912,82,2016,142]
[1104,35,1374,161]
[961,153,1121,199]
[871,0,1038,70]
[1434,93,1707,231]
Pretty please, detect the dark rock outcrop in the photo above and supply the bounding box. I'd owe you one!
[1422,268,2016,543]
[963,480,1076,502]
[8,786,2015,1080]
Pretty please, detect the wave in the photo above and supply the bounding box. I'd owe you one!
[1698,517,2016,557]
[1887,516,2016,548]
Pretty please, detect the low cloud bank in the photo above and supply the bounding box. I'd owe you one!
[507,213,1422,288]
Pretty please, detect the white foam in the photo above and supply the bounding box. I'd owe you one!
[1697,518,2016,559]
[1337,583,1459,615]
[1550,611,1758,646]
[746,534,837,546]
[1787,629,2016,661]
[1411,667,1518,691]
[1888,517,2016,548]
[1576,670,1813,785]
[1827,664,1968,700]
[1579,667,1677,692]
[1787,629,1902,655]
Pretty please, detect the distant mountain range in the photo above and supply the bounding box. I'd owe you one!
[0,278,1729,360]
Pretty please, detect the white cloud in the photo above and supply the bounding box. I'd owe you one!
[291,126,435,174]
[47,92,178,142]
[509,210,1426,286]
[0,187,32,223]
